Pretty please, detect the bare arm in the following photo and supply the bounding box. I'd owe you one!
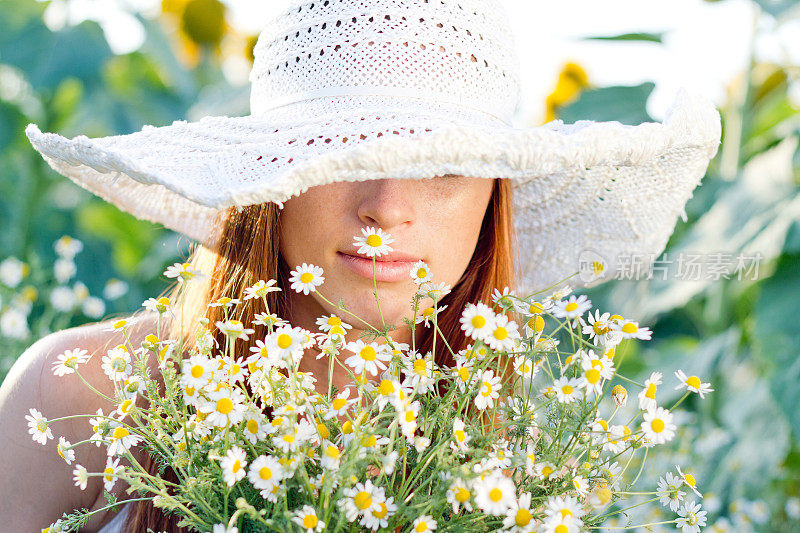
[0,322,141,531]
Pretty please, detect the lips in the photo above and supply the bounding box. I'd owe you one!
[336,251,421,283]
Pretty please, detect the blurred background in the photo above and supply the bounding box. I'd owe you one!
[0,0,798,531]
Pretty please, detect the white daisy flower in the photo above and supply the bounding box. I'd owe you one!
[380,450,399,476]
[247,454,284,491]
[409,260,433,285]
[215,319,255,341]
[268,325,312,365]
[102,456,123,492]
[208,296,242,309]
[243,279,281,300]
[341,479,381,521]
[101,346,132,382]
[54,235,83,259]
[51,348,90,377]
[198,387,249,428]
[344,340,391,377]
[422,281,451,302]
[292,505,326,532]
[676,501,707,533]
[414,304,448,328]
[73,464,89,490]
[641,406,677,444]
[361,490,398,531]
[241,408,269,445]
[459,302,496,341]
[142,296,171,314]
[411,515,437,532]
[474,470,516,516]
[56,436,76,465]
[503,491,536,533]
[26,408,54,445]
[253,312,287,328]
[553,377,583,404]
[180,354,216,389]
[491,286,517,312]
[676,465,702,497]
[319,440,342,471]
[513,355,539,381]
[610,318,652,340]
[451,358,475,393]
[398,400,420,437]
[446,477,474,514]
[324,388,355,420]
[474,369,501,410]
[674,370,714,399]
[657,471,686,512]
[638,371,662,411]
[106,421,143,456]
[542,514,582,533]
[543,494,583,526]
[551,294,592,321]
[315,313,352,334]
[352,226,394,258]
[288,263,325,294]
[450,417,471,456]
[219,445,248,487]
[484,313,521,352]
[402,350,437,394]
[163,262,203,282]
[103,279,129,300]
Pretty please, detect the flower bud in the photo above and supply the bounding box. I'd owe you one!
[611,384,628,407]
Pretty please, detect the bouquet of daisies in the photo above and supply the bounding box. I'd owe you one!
[31,228,715,533]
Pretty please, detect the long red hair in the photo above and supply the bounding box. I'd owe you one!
[123,177,518,531]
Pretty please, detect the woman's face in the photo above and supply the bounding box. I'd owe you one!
[278,176,495,333]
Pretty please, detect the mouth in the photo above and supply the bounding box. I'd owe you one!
[336,251,421,283]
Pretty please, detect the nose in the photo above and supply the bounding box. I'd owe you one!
[356,178,415,230]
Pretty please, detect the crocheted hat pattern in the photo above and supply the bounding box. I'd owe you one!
[24,0,722,294]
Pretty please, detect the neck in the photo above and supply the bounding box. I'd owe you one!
[285,292,424,396]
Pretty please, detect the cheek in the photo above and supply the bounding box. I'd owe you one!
[278,189,343,264]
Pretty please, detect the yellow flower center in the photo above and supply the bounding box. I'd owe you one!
[342,421,353,434]
[112,427,129,440]
[104,467,114,481]
[585,369,601,384]
[277,333,293,349]
[232,459,241,473]
[379,379,395,395]
[416,267,428,278]
[542,466,554,477]
[555,525,568,533]
[527,315,544,332]
[471,315,486,328]
[111,357,126,372]
[354,491,373,510]
[374,502,388,518]
[686,376,702,389]
[325,445,340,459]
[259,467,272,480]
[593,321,609,334]
[515,509,532,526]
[404,411,416,423]
[455,429,466,442]
[362,435,377,448]
[645,383,657,399]
[189,364,205,378]
[36,419,47,432]
[247,419,259,434]
[489,488,503,502]
[622,322,638,333]
[360,346,377,361]
[415,523,428,532]
[422,307,435,318]
[216,397,234,415]
[303,514,318,528]
[457,367,470,382]
[327,316,341,326]
[413,359,427,375]
[560,509,573,519]
[493,326,508,340]
[332,398,347,410]
[366,234,382,247]
[481,382,493,397]
[455,487,470,502]
[300,272,314,284]
[317,423,330,439]
[651,418,665,433]
[684,473,696,487]
[565,302,578,312]
[561,385,574,395]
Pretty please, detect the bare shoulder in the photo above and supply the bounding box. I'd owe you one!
[0,311,162,532]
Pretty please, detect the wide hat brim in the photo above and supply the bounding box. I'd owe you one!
[25,87,721,295]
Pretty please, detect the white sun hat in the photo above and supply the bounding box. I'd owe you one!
[24,0,721,295]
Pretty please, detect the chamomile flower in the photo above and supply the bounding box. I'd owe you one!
[72,464,89,490]
[292,505,325,532]
[451,358,475,392]
[344,340,392,377]
[474,369,501,410]
[289,263,325,294]
[542,515,582,533]
[215,319,255,341]
[553,377,583,404]
[253,312,287,328]
[411,515,437,532]
[514,355,539,382]
[491,286,517,312]
[580,309,616,344]
[353,226,394,257]
[101,346,132,381]
[199,387,248,428]
[610,318,652,340]
[241,409,269,445]
[551,294,592,321]
[641,406,676,444]
[402,350,437,394]
[460,302,496,341]
[106,421,143,456]
[446,476,474,514]
[269,325,311,364]
[163,262,202,282]
[181,354,216,389]
[362,491,398,531]
[56,436,75,465]
[324,388,355,420]
[451,418,471,456]
[341,480,381,521]
[409,260,432,284]
[247,454,284,492]
[102,456,123,492]
[474,470,516,516]
[414,304,448,327]
[674,370,714,399]
[319,440,342,471]
[51,348,90,376]
[219,446,248,487]
[638,371,662,411]
[398,400,420,437]
[26,408,53,445]
[544,495,583,526]
[676,465,702,497]
[503,491,536,533]
[657,472,686,511]
[243,279,281,300]
[484,313,521,352]
[676,501,707,533]
[315,313,352,334]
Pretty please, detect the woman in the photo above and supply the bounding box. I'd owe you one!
[1,0,721,531]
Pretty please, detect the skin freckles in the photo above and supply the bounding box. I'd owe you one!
[277,176,494,392]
